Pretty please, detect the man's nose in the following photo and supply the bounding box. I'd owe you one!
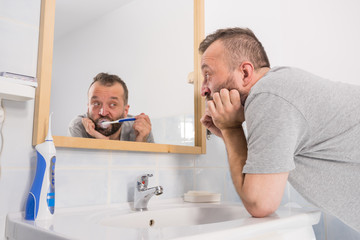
[99,106,109,116]
[201,85,211,97]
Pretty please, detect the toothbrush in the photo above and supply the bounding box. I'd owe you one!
[100,117,136,128]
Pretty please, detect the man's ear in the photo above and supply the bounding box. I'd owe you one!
[239,61,254,86]
[124,104,130,117]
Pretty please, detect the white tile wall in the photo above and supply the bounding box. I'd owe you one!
[111,151,157,168]
[195,135,228,168]
[56,168,108,208]
[0,0,40,77]
[56,148,111,167]
[194,168,226,197]
[0,1,40,24]
[0,100,36,169]
[156,153,195,168]
[158,168,194,199]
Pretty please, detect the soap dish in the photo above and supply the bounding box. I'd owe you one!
[183,191,221,203]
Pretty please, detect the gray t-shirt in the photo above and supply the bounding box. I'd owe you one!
[244,66,360,231]
[68,114,155,143]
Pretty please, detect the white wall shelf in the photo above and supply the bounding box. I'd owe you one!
[0,76,36,101]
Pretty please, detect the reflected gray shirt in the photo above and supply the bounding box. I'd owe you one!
[243,66,360,231]
[68,114,155,143]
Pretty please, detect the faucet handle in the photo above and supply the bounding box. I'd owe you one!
[136,174,153,190]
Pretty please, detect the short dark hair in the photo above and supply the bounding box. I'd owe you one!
[89,72,129,105]
[199,27,270,70]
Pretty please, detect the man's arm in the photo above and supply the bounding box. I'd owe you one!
[222,127,288,217]
[207,89,288,217]
[68,115,92,138]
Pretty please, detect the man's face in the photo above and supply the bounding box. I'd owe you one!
[200,40,243,101]
[87,82,129,136]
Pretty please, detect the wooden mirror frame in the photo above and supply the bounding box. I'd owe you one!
[32,0,206,154]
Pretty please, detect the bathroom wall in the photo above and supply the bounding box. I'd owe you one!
[0,1,360,240]
[0,0,41,239]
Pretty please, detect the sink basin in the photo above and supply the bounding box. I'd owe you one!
[6,199,321,240]
[99,205,249,228]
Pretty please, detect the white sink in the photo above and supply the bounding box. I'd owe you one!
[6,199,321,240]
[98,204,249,228]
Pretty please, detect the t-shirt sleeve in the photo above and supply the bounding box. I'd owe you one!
[147,131,155,143]
[243,93,309,174]
[68,115,88,137]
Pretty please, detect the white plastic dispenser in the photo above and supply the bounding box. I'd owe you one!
[25,113,56,220]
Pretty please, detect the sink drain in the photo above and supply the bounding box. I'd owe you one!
[149,219,155,227]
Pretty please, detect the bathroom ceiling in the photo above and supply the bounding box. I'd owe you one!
[54,0,135,39]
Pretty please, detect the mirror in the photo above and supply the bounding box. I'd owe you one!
[33,0,206,154]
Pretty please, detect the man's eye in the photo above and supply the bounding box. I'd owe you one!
[92,102,100,106]
[110,103,117,107]
[205,73,209,80]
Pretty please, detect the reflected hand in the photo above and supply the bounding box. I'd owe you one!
[81,117,109,140]
[207,89,244,134]
[133,113,151,142]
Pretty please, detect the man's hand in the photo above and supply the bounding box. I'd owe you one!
[202,89,244,136]
[133,113,152,142]
[200,107,223,138]
[81,118,109,140]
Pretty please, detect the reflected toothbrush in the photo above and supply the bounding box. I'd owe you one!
[100,117,136,128]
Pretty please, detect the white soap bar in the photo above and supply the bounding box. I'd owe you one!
[183,191,221,203]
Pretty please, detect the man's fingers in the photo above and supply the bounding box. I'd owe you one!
[200,114,213,128]
[136,113,151,125]
[212,92,224,114]
[82,118,94,131]
[207,100,217,117]
[133,116,152,140]
[219,88,230,104]
[229,89,241,107]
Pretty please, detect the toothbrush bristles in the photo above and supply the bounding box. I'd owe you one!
[100,122,110,128]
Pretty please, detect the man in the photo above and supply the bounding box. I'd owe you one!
[69,72,154,143]
[199,27,360,231]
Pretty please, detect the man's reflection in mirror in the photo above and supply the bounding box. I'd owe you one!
[68,73,154,143]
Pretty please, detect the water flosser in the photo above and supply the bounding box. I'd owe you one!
[25,113,56,220]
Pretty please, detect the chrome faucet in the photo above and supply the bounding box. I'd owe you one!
[134,174,163,211]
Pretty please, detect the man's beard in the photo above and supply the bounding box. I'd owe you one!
[205,73,244,103]
[88,113,125,137]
